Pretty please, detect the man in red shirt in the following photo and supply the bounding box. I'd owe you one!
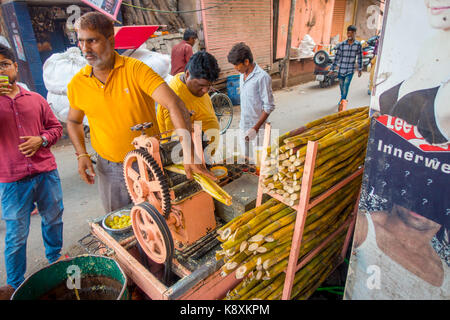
[0,44,64,299]
[170,29,197,76]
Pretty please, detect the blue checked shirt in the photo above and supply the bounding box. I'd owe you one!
[331,40,363,76]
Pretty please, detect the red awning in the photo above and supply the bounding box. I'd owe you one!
[114,25,160,50]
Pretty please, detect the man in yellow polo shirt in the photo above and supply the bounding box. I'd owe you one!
[67,12,214,213]
[157,51,220,158]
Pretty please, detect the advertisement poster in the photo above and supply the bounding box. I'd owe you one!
[12,34,26,62]
[344,0,450,299]
[81,0,122,20]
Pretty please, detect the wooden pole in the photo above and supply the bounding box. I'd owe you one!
[282,141,317,300]
[256,123,272,207]
[281,0,297,88]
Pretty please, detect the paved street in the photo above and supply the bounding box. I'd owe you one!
[0,72,371,285]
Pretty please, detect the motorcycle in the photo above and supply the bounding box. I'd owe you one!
[361,35,379,71]
[313,49,337,88]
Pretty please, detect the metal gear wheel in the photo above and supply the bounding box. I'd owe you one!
[123,149,172,218]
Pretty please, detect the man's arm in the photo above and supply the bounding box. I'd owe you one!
[67,107,96,185]
[18,98,62,158]
[184,45,193,66]
[40,98,63,146]
[247,75,274,139]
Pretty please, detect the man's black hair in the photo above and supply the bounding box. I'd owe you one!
[347,25,357,32]
[185,51,220,82]
[227,42,253,65]
[183,29,197,41]
[0,44,15,62]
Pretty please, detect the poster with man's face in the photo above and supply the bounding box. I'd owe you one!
[344,0,450,300]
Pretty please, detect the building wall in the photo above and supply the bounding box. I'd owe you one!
[200,0,273,80]
[276,0,335,60]
[354,0,383,40]
[339,0,384,42]
[342,0,357,39]
[330,0,347,43]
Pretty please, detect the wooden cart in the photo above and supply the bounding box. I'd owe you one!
[84,120,362,300]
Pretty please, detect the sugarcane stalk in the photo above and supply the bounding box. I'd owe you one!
[165,164,232,206]
[235,241,292,280]
[231,203,288,241]
[217,198,279,241]
[249,210,298,243]
[265,234,345,300]
[303,106,368,129]
[223,249,252,271]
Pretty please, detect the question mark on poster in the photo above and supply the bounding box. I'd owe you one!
[426,179,432,186]
[381,181,387,188]
[422,199,428,205]
[401,189,406,196]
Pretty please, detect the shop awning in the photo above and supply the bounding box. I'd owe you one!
[114,25,159,50]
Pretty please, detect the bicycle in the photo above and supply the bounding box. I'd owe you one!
[209,88,234,135]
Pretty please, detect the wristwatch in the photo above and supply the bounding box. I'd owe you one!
[41,135,49,147]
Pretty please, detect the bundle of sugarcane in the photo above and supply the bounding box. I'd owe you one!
[216,176,361,300]
[226,230,347,300]
[164,164,232,205]
[261,107,369,206]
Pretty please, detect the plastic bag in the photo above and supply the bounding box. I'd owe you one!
[47,91,89,126]
[42,47,86,95]
[123,47,171,80]
[298,34,316,59]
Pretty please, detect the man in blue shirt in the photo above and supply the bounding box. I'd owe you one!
[329,25,363,111]
[227,42,275,161]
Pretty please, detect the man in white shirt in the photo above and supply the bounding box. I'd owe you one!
[227,42,275,160]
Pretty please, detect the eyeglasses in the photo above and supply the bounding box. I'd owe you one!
[0,62,12,70]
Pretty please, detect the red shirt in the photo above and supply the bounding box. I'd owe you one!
[170,40,194,76]
[0,86,62,183]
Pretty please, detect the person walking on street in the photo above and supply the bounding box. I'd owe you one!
[329,25,363,111]
[67,12,214,214]
[227,42,275,161]
[0,44,64,299]
[170,29,197,76]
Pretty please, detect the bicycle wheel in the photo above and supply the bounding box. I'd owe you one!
[211,92,233,135]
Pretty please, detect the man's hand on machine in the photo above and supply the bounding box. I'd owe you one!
[183,146,217,181]
[77,154,96,184]
[184,162,217,181]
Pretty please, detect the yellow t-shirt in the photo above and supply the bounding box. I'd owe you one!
[67,52,165,162]
[156,73,220,139]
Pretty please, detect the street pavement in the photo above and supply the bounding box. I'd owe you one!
[0,72,371,286]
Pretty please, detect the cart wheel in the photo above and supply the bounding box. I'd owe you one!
[130,202,174,265]
[211,92,233,135]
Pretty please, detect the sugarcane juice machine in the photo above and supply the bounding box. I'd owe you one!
[123,122,217,268]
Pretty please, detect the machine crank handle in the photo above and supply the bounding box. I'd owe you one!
[131,122,153,135]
